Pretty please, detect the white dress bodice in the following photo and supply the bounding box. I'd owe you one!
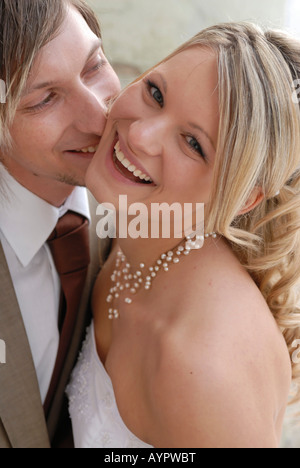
[66,323,153,448]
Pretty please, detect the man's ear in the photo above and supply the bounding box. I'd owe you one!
[238,187,264,215]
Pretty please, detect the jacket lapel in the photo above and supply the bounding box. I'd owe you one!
[0,243,50,448]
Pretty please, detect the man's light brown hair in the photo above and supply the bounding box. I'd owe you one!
[0,0,101,149]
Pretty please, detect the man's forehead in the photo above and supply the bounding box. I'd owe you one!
[22,6,102,96]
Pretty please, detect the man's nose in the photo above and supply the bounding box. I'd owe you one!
[128,118,165,157]
[72,87,110,136]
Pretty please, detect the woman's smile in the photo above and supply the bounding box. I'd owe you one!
[105,133,157,188]
[113,140,154,185]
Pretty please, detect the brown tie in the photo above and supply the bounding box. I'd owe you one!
[44,210,90,415]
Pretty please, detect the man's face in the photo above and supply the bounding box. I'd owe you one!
[1,7,120,200]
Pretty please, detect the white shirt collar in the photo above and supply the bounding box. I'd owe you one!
[0,165,90,267]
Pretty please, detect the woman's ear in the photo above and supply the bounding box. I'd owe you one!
[238,187,264,215]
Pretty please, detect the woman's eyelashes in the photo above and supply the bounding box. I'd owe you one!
[185,135,207,161]
[146,80,164,107]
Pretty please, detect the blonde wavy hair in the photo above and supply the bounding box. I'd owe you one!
[162,22,300,404]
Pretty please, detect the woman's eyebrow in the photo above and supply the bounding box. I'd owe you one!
[151,71,168,94]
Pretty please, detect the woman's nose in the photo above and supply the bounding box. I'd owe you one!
[127,118,165,157]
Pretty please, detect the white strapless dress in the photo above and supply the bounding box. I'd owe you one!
[66,323,153,448]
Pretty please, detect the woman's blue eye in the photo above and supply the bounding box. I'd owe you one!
[147,80,164,107]
[186,136,206,160]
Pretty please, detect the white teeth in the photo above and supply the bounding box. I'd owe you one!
[114,141,153,183]
[122,158,131,168]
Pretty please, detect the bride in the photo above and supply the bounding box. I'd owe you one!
[67,22,300,448]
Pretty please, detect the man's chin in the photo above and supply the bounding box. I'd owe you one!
[57,173,86,188]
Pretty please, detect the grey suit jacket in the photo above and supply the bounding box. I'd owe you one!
[0,192,110,448]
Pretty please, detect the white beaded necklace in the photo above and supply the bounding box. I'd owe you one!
[106,232,217,320]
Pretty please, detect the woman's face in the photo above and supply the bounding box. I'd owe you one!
[87,47,219,212]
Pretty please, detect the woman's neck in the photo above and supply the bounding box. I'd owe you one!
[117,236,186,272]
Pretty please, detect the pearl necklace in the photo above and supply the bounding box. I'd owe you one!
[106,232,217,320]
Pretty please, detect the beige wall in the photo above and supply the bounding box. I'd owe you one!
[87,0,287,84]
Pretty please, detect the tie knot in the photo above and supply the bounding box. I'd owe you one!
[48,211,90,275]
[48,211,87,241]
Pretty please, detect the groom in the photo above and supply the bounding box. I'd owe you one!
[0,0,120,448]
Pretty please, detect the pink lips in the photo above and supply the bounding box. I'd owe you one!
[105,137,155,186]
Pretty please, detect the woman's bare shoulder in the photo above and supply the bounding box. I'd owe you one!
[144,240,292,447]
[173,238,285,337]
[146,312,290,447]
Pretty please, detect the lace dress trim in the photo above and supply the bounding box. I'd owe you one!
[66,323,153,448]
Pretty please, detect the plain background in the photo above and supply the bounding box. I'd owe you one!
[87,0,299,86]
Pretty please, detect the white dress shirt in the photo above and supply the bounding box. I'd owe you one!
[0,165,90,403]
